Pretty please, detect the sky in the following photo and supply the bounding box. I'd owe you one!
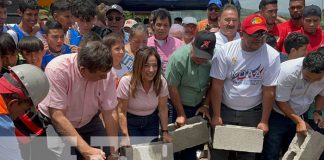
[240,0,323,13]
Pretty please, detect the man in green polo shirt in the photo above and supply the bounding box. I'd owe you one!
[165,30,216,160]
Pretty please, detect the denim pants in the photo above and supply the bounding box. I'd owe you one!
[127,110,159,144]
[262,111,297,160]
[209,103,262,160]
[170,101,204,160]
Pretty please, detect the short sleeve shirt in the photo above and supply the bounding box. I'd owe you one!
[117,75,169,116]
[165,44,211,107]
[147,35,184,71]
[274,57,324,116]
[210,39,281,110]
[38,53,118,128]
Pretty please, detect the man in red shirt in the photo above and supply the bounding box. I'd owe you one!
[277,0,305,52]
[259,0,282,50]
[297,5,324,55]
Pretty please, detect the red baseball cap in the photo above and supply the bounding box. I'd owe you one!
[241,14,268,35]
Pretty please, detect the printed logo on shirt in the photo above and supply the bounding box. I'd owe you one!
[231,65,264,85]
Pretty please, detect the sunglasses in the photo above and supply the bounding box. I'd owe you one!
[247,30,267,39]
[208,7,220,12]
[107,16,122,22]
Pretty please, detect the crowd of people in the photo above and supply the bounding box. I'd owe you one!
[0,0,323,160]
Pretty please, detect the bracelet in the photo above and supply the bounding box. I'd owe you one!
[161,129,168,133]
[313,110,323,116]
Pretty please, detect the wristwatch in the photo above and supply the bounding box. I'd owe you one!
[313,110,323,116]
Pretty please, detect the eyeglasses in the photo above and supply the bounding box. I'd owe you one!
[246,30,267,39]
[208,7,220,12]
[107,16,122,22]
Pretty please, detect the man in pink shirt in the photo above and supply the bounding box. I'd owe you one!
[147,8,184,71]
[38,41,119,160]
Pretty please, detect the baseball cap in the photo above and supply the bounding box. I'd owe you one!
[208,0,222,8]
[124,19,137,28]
[38,9,49,20]
[303,5,321,18]
[182,17,197,25]
[193,30,216,60]
[106,4,123,15]
[241,14,268,35]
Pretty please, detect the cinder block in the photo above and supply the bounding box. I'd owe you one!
[212,125,264,153]
[121,142,173,160]
[168,116,209,152]
[282,130,324,160]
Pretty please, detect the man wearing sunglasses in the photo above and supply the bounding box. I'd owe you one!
[197,0,222,32]
[106,4,128,44]
[209,14,281,160]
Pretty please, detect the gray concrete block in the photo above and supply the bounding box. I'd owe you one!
[121,142,173,160]
[212,125,264,153]
[168,116,209,152]
[282,130,324,160]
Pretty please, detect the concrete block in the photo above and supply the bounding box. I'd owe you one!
[282,130,324,160]
[212,125,264,153]
[121,142,173,160]
[168,116,209,152]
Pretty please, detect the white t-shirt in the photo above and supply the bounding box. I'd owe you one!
[112,64,129,79]
[215,31,240,49]
[274,57,324,116]
[7,25,45,45]
[210,39,281,110]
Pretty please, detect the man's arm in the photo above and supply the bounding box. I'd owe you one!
[210,78,224,127]
[259,86,276,134]
[49,108,105,159]
[101,107,119,157]
[276,101,308,135]
[168,86,186,127]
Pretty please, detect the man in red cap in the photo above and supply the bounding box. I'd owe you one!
[0,64,49,160]
[209,14,281,159]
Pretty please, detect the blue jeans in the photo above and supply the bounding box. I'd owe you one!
[127,111,159,144]
[262,111,297,160]
[170,101,204,160]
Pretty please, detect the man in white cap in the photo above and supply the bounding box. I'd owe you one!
[182,17,198,44]
[106,4,129,43]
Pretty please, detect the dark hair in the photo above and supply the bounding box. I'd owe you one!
[174,17,182,23]
[102,32,124,49]
[130,46,162,98]
[152,8,171,27]
[266,33,277,48]
[77,41,113,73]
[43,20,63,35]
[50,0,71,16]
[284,32,309,54]
[303,50,324,73]
[18,0,39,13]
[129,23,148,40]
[18,36,44,53]
[0,32,16,56]
[70,0,96,21]
[219,4,240,18]
[289,0,305,5]
[143,18,149,24]
[0,0,11,8]
[78,32,102,48]
[259,0,278,10]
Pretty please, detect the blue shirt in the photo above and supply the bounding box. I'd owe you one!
[42,44,71,69]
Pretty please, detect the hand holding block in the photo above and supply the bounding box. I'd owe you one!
[213,125,264,153]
